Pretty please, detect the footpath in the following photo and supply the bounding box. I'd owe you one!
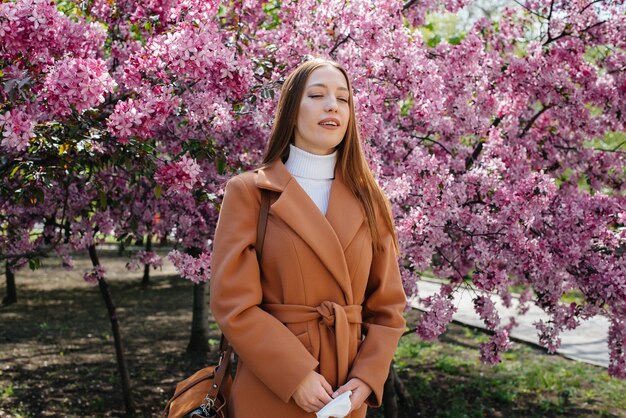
[408,279,610,368]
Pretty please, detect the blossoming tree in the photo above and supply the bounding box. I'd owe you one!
[1,0,625,414]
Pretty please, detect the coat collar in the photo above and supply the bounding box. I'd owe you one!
[256,159,365,304]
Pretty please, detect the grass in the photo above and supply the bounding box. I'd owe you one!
[384,311,626,417]
[1,252,625,417]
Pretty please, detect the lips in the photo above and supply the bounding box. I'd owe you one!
[318,117,340,127]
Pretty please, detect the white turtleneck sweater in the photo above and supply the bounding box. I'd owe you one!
[284,144,337,215]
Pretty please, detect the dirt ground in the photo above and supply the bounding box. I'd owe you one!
[1,249,624,418]
[0,249,219,417]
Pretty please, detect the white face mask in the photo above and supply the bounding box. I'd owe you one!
[316,390,352,418]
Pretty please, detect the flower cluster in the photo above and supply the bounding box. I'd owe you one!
[155,154,202,194]
[42,58,117,118]
[126,251,163,271]
[416,290,458,341]
[480,329,512,365]
[168,249,211,284]
[474,295,500,330]
[83,265,106,285]
[0,107,34,152]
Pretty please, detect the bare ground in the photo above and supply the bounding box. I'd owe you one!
[1,249,219,417]
[1,249,625,418]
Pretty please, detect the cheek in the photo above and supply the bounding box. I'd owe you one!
[298,101,315,124]
[342,108,351,124]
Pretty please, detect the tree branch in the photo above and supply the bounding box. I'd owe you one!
[546,0,555,40]
[518,105,553,138]
[464,116,503,171]
[580,0,604,14]
[328,34,352,58]
[406,134,454,160]
[402,0,418,11]
[435,247,465,282]
[512,0,547,19]
[544,19,606,46]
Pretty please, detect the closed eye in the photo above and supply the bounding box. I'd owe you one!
[309,95,349,103]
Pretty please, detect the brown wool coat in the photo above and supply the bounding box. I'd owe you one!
[209,159,407,418]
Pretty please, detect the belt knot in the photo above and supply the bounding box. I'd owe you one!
[316,301,339,327]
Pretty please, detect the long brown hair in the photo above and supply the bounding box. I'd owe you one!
[262,57,399,255]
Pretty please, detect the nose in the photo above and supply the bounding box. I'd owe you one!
[325,96,339,112]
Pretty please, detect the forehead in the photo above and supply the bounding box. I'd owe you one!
[305,66,349,90]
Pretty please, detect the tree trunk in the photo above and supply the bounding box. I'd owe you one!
[3,261,17,306]
[382,360,412,418]
[382,362,399,418]
[392,362,411,406]
[141,234,151,285]
[88,245,135,415]
[187,281,211,352]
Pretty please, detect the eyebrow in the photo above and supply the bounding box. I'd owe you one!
[307,83,349,92]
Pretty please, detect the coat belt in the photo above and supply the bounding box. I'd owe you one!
[261,301,362,387]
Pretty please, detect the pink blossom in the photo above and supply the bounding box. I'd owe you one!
[0,108,35,152]
[155,154,202,193]
[168,249,211,284]
[474,295,501,330]
[137,251,163,269]
[480,329,512,365]
[416,292,458,341]
[42,58,116,118]
[83,265,106,285]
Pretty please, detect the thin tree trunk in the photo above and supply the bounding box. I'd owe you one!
[382,360,412,418]
[185,246,211,353]
[141,234,151,285]
[392,362,411,407]
[187,281,210,352]
[88,245,135,415]
[3,261,17,306]
[382,362,399,418]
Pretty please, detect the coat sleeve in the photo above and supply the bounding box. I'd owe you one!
[209,175,319,403]
[347,203,407,408]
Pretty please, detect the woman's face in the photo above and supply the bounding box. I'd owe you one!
[294,65,350,155]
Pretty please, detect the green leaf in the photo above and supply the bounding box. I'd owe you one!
[426,35,441,48]
[28,258,41,271]
[217,157,226,175]
[154,184,162,199]
[10,164,20,178]
[98,191,107,210]
[448,35,463,45]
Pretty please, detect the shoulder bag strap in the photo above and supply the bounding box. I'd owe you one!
[208,189,272,398]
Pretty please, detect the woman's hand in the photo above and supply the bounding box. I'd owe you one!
[332,377,372,414]
[292,371,334,413]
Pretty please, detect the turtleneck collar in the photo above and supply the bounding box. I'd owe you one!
[284,144,337,180]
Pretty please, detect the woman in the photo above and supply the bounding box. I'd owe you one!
[209,57,406,418]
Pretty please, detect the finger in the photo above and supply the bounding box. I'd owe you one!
[333,383,350,398]
[321,378,333,396]
[333,381,357,397]
[350,390,369,412]
[320,391,333,404]
[312,397,327,411]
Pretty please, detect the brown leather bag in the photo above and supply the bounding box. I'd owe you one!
[164,338,233,418]
[163,189,272,418]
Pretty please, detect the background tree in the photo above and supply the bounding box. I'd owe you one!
[2,1,625,414]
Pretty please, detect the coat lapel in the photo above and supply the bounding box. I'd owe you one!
[324,170,365,253]
[256,160,365,304]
